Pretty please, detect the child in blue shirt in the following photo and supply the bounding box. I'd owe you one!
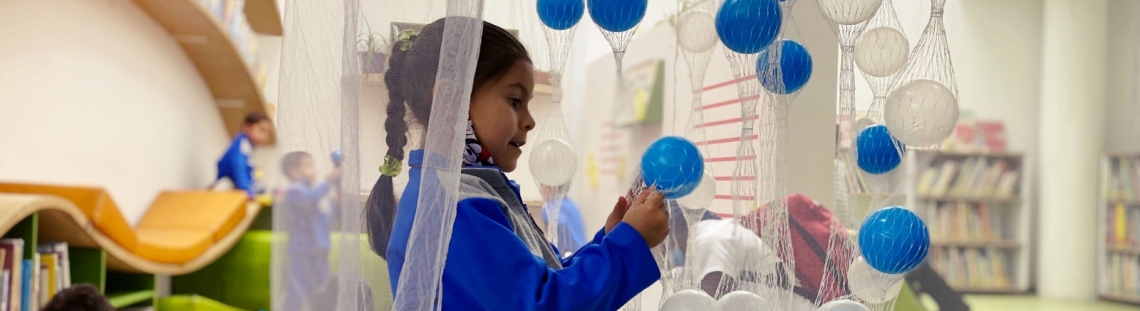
[280,151,341,311]
[216,112,274,199]
[365,18,670,310]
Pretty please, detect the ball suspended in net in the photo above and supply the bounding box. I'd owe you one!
[538,0,586,30]
[717,290,767,311]
[757,39,813,94]
[818,0,883,25]
[677,10,719,53]
[856,124,903,174]
[715,0,782,54]
[817,299,871,311]
[660,289,719,311]
[884,79,959,147]
[676,168,716,210]
[529,138,578,186]
[855,26,908,77]
[640,136,704,199]
[846,256,905,303]
[858,206,930,274]
[587,0,647,32]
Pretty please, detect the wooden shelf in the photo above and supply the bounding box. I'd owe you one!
[932,240,1021,248]
[131,0,277,144]
[244,0,282,35]
[916,150,1024,158]
[1102,294,1140,305]
[1108,244,1140,255]
[917,195,1020,204]
[1108,199,1140,206]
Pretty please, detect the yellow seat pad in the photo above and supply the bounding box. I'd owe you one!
[0,182,138,251]
[134,228,213,264]
[136,191,247,242]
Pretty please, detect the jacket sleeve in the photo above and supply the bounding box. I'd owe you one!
[446,198,660,311]
[227,154,254,197]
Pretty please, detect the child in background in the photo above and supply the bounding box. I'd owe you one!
[41,284,113,311]
[216,112,274,199]
[280,151,341,311]
[538,185,588,256]
[366,17,670,310]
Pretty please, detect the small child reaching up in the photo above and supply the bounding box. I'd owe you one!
[280,151,341,311]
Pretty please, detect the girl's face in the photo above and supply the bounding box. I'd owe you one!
[469,60,536,172]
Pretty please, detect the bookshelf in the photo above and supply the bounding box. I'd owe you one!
[1099,153,1140,305]
[915,151,1031,294]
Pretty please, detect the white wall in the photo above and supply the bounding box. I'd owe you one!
[0,0,231,225]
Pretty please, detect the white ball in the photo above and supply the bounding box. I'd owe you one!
[817,299,871,311]
[529,138,578,186]
[884,79,959,147]
[855,27,909,77]
[660,289,719,311]
[676,168,716,209]
[818,0,883,25]
[846,256,905,303]
[677,10,719,53]
[717,290,767,310]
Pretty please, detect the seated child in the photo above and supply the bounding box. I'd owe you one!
[215,112,274,199]
[280,151,341,311]
[41,284,114,311]
[366,17,671,310]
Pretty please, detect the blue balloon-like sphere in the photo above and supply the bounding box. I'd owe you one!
[715,0,782,54]
[331,150,344,166]
[538,0,585,30]
[856,124,904,174]
[757,40,813,94]
[858,206,930,274]
[640,136,705,199]
[587,0,648,32]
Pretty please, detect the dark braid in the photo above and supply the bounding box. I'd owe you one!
[366,17,531,257]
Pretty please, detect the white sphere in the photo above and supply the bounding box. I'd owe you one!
[855,27,909,77]
[884,79,959,147]
[676,168,716,209]
[818,0,883,25]
[529,138,578,186]
[660,289,719,311]
[846,256,905,303]
[817,299,871,311]
[717,290,767,310]
[678,10,718,53]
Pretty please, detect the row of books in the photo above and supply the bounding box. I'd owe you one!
[0,239,71,311]
[924,201,1006,242]
[1107,156,1140,202]
[1108,203,1140,247]
[1106,252,1140,297]
[928,247,1013,290]
[942,120,1008,154]
[197,0,268,87]
[916,157,1020,198]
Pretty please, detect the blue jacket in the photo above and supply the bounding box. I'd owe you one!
[217,133,255,197]
[386,150,660,310]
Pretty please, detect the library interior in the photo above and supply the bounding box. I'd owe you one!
[0,0,1136,310]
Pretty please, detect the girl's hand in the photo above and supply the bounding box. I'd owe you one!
[622,188,669,248]
[605,196,630,234]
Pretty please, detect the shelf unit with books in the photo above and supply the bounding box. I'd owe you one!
[1098,153,1140,305]
[914,151,1031,294]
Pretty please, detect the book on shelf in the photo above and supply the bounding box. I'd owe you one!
[36,242,69,291]
[0,239,21,311]
[20,260,31,311]
[917,156,1020,199]
[1108,156,1140,202]
[930,247,1013,290]
[926,201,1003,243]
[1106,253,1140,297]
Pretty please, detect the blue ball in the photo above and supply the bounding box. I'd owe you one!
[856,124,904,174]
[858,206,931,274]
[538,0,585,30]
[587,0,648,32]
[640,136,704,199]
[331,150,344,166]
[715,0,782,54]
[757,40,812,94]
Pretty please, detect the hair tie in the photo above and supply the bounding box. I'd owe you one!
[397,29,420,52]
[380,155,403,177]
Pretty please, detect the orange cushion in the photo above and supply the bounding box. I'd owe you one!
[136,191,247,242]
[0,182,138,251]
[134,228,213,264]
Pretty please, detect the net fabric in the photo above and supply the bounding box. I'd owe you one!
[854,0,907,124]
[884,0,958,150]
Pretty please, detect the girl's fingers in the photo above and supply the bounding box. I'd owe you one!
[635,188,651,205]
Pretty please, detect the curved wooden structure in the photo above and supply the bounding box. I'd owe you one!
[0,185,261,276]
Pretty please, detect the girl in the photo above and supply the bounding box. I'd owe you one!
[366,18,671,310]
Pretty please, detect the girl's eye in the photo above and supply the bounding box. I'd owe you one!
[509,98,522,107]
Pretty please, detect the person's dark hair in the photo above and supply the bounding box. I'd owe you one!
[281,151,312,178]
[244,112,271,126]
[41,284,114,311]
[366,17,531,257]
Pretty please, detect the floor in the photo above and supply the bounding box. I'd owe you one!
[917,295,1140,311]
